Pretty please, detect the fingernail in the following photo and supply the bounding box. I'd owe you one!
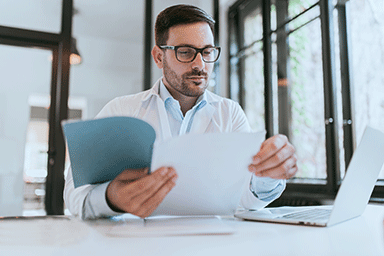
[172,176,178,182]
[160,168,168,176]
[253,156,260,165]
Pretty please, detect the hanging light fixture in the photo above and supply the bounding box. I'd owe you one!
[48,37,82,65]
[70,37,82,65]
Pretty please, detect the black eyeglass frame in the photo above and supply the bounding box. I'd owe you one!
[159,45,221,63]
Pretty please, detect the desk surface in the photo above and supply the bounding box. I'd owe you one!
[1,204,384,256]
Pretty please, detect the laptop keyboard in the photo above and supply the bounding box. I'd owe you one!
[280,208,332,221]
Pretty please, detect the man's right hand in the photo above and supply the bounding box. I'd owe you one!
[106,167,178,218]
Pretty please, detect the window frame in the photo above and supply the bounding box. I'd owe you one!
[228,0,384,202]
[0,0,73,215]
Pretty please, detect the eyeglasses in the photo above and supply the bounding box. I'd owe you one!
[159,45,221,63]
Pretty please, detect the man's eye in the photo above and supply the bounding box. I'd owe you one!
[179,49,192,53]
[203,49,214,55]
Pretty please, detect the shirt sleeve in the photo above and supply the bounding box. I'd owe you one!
[82,181,122,219]
[63,165,121,219]
[250,175,286,202]
[239,175,286,211]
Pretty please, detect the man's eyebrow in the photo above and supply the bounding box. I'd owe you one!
[175,44,215,48]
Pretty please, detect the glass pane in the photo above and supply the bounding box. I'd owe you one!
[229,17,240,103]
[271,5,279,135]
[0,0,61,33]
[244,46,265,132]
[23,106,49,215]
[333,8,346,179]
[242,7,265,132]
[288,0,320,18]
[349,0,384,179]
[0,45,52,216]
[244,8,263,47]
[288,2,320,33]
[289,17,327,179]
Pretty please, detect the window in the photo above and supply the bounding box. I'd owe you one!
[348,0,384,180]
[228,0,384,202]
[0,0,74,215]
[23,102,83,216]
[0,0,62,33]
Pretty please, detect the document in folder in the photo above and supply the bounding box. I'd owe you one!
[62,116,156,188]
[63,116,265,215]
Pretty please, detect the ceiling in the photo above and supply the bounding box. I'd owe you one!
[72,0,144,42]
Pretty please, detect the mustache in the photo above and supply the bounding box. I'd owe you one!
[184,69,208,77]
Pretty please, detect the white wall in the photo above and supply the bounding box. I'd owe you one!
[69,35,144,119]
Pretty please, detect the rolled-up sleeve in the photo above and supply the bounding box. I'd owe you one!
[240,174,286,210]
[64,166,121,219]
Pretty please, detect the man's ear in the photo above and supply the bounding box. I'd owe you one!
[152,45,164,69]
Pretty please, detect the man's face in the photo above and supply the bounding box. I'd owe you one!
[161,22,215,98]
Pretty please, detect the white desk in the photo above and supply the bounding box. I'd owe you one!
[1,204,384,256]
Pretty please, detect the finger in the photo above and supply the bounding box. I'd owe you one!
[129,172,177,217]
[252,135,289,165]
[106,168,149,212]
[130,168,177,206]
[127,167,176,201]
[254,156,298,179]
[249,143,295,174]
[135,174,178,218]
[116,168,176,214]
[115,167,149,182]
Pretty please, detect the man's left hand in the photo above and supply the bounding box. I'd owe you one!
[248,134,298,180]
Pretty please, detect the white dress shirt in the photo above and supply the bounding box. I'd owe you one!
[64,78,285,219]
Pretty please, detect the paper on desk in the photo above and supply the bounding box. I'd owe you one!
[107,216,234,237]
[150,131,266,216]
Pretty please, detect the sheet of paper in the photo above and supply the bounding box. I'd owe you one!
[150,131,266,216]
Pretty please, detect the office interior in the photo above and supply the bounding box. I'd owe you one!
[0,0,383,219]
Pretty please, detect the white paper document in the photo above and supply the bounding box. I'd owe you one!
[150,131,266,216]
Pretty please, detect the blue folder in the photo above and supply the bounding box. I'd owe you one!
[62,116,156,188]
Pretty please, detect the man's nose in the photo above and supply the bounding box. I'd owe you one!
[191,52,205,70]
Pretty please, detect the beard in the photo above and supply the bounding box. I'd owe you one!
[163,58,210,97]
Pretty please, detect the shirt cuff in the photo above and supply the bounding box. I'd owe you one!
[83,181,122,219]
[250,174,286,202]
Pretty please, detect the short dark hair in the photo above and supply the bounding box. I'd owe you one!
[155,4,215,46]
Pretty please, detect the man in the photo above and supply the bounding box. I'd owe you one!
[64,4,298,219]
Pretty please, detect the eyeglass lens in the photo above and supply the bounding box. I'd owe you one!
[176,47,219,62]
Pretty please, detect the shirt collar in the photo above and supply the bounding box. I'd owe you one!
[159,79,207,110]
[142,77,222,106]
[159,79,175,103]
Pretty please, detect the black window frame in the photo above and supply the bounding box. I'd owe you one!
[0,0,73,215]
[228,0,384,203]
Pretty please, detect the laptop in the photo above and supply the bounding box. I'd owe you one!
[235,126,384,227]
